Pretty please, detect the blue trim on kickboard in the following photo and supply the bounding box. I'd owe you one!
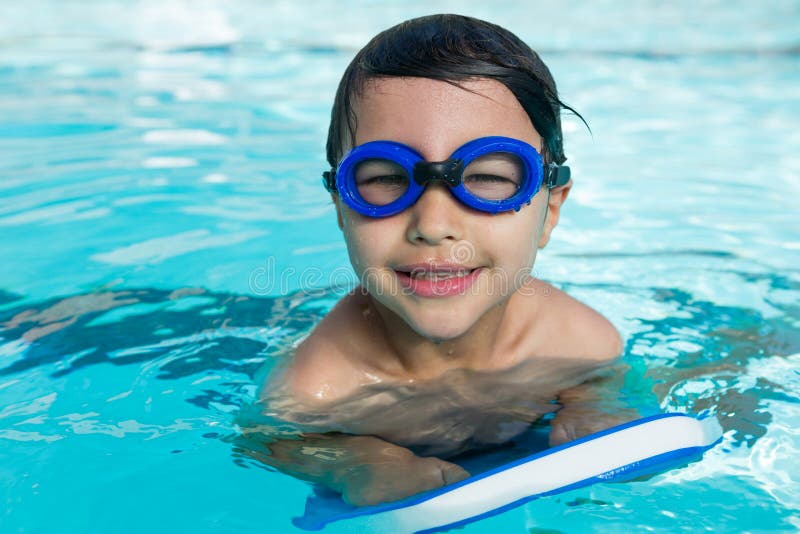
[294,413,720,530]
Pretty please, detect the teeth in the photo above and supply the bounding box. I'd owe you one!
[408,270,471,280]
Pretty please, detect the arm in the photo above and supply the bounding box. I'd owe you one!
[235,430,469,506]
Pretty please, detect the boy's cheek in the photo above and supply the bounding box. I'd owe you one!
[335,199,375,231]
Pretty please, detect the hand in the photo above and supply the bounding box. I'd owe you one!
[329,437,470,506]
[549,407,639,446]
[236,431,470,507]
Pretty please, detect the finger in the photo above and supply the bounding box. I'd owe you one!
[440,462,470,485]
[548,421,577,446]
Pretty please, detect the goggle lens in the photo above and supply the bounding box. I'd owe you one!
[354,158,410,206]
[461,152,523,201]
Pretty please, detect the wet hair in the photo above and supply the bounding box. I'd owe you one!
[326,14,584,169]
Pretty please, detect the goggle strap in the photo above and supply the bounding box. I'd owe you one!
[546,164,571,188]
[322,170,336,192]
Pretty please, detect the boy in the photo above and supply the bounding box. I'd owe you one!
[250,14,623,506]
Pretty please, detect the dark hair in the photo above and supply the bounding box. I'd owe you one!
[326,14,584,168]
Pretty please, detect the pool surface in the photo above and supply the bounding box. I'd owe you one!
[1,1,799,532]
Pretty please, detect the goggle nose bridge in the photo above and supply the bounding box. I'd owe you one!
[412,159,464,187]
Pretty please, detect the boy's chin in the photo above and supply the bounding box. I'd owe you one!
[370,293,501,342]
[404,314,477,343]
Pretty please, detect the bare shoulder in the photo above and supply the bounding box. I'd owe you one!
[262,292,375,408]
[523,280,624,362]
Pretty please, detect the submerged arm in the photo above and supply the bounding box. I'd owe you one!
[235,429,469,506]
[548,366,641,446]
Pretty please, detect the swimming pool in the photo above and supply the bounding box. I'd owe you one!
[1,1,798,532]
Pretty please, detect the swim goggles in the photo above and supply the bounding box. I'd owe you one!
[322,136,570,217]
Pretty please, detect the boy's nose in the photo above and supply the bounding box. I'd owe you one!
[405,184,466,245]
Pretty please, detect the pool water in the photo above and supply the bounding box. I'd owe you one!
[1,1,799,532]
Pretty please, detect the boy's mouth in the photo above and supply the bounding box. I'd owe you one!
[393,263,482,297]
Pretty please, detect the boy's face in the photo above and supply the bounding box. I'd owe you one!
[335,77,568,342]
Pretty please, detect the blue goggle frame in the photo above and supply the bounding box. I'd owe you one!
[322,136,570,218]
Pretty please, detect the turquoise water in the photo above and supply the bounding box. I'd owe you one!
[1,1,799,532]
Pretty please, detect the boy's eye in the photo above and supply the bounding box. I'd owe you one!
[359,174,407,186]
[354,158,410,205]
[462,152,524,200]
[464,173,515,184]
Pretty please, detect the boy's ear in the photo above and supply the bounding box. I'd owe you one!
[333,195,344,230]
[537,179,572,249]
